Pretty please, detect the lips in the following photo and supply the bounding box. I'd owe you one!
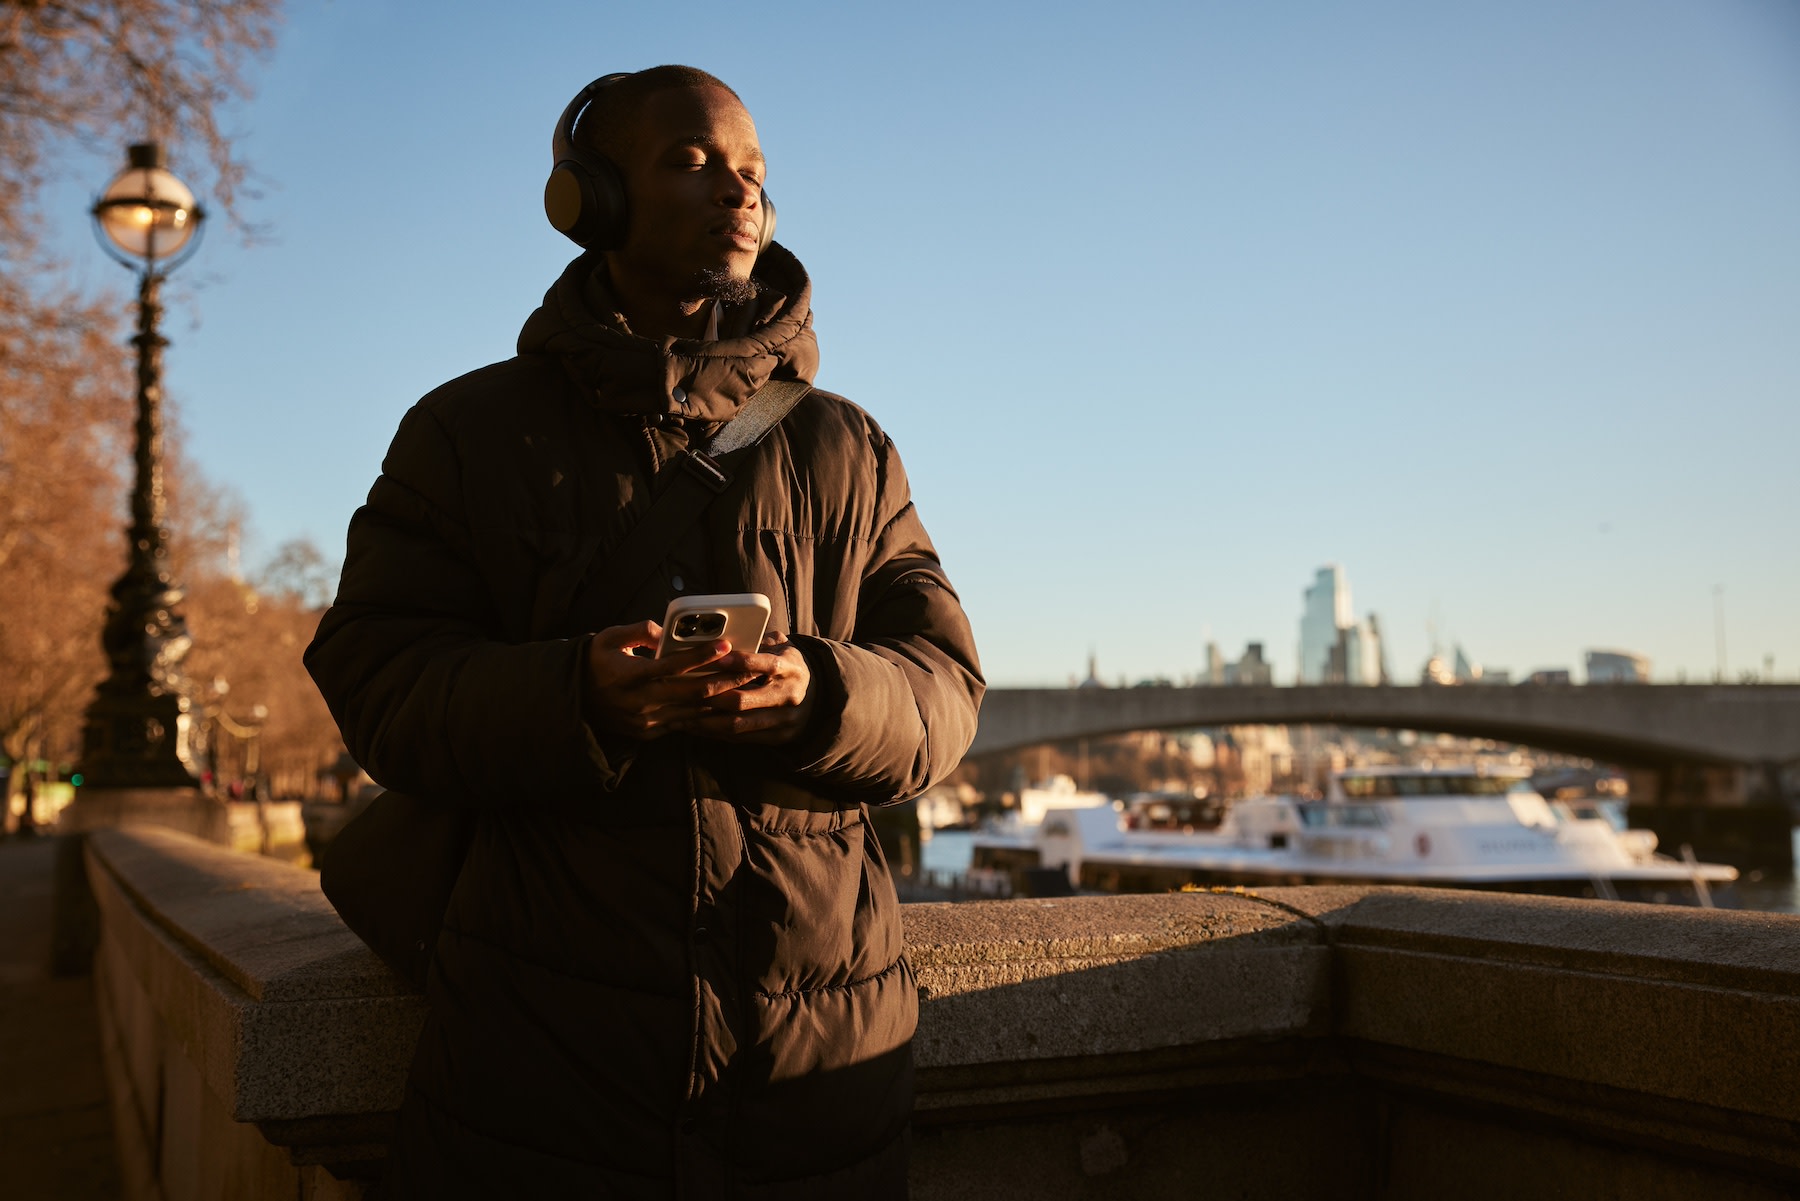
[713,220,759,248]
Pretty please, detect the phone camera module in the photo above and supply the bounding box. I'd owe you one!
[675,611,728,640]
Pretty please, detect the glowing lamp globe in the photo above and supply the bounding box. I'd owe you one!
[93,143,204,263]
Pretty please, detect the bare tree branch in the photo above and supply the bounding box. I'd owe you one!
[0,0,282,261]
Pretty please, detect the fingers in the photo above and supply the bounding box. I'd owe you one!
[588,628,812,745]
[633,668,768,711]
[591,619,661,652]
[716,642,803,678]
[593,638,727,685]
[585,628,741,741]
[691,670,768,698]
[592,623,738,676]
[692,674,800,713]
[678,707,808,744]
[656,641,733,676]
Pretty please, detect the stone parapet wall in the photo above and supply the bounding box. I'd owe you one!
[81,828,1800,1200]
[58,790,309,859]
[84,827,422,1200]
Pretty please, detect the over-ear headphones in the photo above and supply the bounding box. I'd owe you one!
[544,73,776,254]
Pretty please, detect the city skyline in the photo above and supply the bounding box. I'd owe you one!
[32,0,1799,688]
[1082,561,1694,690]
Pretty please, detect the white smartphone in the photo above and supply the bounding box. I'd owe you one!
[655,592,772,660]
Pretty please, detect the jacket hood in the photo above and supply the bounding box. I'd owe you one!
[517,242,820,423]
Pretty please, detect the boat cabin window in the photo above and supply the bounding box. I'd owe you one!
[1299,803,1387,828]
[1507,791,1560,829]
[1338,774,1532,798]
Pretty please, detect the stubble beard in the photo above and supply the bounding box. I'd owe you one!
[694,266,760,305]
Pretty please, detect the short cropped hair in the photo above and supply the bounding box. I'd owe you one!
[572,66,742,164]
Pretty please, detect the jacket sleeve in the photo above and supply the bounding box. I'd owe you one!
[784,433,984,806]
[304,402,622,808]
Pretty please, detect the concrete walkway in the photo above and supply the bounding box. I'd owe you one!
[0,836,120,1200]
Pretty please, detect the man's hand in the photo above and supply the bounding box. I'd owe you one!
[583,621,765,741]
[675,631,815,746]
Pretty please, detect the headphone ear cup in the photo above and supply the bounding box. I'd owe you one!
[544,164,588,240]
[544,151,628,249]
[758,192,776,254]
[583,154,628,250]
[547,74,634,249]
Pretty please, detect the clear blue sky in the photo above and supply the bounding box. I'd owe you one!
[43,0,1800,687]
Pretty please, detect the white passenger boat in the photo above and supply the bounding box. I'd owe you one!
[971,765,1738,906]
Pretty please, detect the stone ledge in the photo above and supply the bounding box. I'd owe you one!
[85,828,425,1122]
[80,825,1800,1198]
[1327,886,1800,993]
[1326,889,1800,1125]
[907,891,1331,1070]
[902,891,1321,967]
[58,788,225,843]
[91,826,409,1003]
[1338,941,1800,1124]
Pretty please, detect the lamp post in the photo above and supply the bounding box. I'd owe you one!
[77,143,208,791]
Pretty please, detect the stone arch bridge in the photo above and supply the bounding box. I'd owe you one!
[968,684,1800,771]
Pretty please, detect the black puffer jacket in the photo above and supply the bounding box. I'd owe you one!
[305,246,982,1199]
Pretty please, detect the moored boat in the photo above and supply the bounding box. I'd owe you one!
[971,764,1738,906]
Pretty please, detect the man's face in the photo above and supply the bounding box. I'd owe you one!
[611,85,767,298]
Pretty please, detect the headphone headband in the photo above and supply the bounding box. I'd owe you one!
[550,72,633,167]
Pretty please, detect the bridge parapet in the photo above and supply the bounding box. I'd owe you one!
[80,828,1800,1199]
[970,683,1800,767]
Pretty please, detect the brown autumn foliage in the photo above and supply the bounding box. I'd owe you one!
[0,0,347,827]
[178,527,345,801]
[0,0,282,258]
[155,433,345,800]
[0,342,347,813]
[0,292,344,814]
[0,281,132,792]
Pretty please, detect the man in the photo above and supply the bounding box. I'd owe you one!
[305,66,982,1199]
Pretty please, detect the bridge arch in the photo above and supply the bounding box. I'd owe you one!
[967,684,1800,769]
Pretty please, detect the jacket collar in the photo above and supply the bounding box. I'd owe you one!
[516,243,820,423]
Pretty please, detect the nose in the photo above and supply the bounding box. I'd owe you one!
[714,166,758,211]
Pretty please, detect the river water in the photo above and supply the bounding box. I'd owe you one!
[1730,826,1800,913]
[918,828,1800,914]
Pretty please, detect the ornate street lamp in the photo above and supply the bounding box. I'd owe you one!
[78,143,208,790]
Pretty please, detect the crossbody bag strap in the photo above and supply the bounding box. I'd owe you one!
[588,378,813,624]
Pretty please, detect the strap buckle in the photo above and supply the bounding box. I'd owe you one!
[681,448,731,494]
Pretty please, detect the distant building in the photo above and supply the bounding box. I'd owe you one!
[1202,641,1227,686]
[1420,651,1456,686]
[1586,649,1651,684]
[1367,613,1392,684]
[1418,641,1511,685]
[1292,727,1348,794]
[1339,619,1383,685]
[1298,565,1383,685]
[1077,650,1106,689]
[1216,724,1293,796]
[1299,567,1351,684]
[1224,642,1274,686]
[1526,668,1573,686]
